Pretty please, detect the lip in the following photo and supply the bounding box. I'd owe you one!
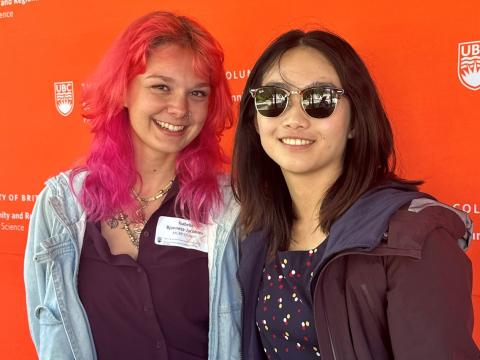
[279,137,315,148]
[152,118,187,136]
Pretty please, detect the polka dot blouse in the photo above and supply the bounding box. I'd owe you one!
[256,241,327,359]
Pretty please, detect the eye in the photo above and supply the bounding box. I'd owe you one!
[151,84,170,92]
[191,90,209,98]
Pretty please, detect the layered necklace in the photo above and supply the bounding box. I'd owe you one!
[118,177,175,248]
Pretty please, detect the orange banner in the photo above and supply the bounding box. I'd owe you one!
[0,0,479,358]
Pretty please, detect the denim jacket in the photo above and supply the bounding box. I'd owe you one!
[24,171,242,360]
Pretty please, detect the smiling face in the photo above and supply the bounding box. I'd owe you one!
[256,46,352,182]
[125,44,211,161]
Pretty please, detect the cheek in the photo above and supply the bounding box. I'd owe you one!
[256,117,276,137]
[256,123,270,146]
[329,126,351,155]
[128,97,151,116]
[195,110,209,128]
[193,102,209,122]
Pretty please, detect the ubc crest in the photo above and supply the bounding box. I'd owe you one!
[458,41,480,91]
[54,81,75,116]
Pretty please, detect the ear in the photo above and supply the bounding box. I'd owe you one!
[123,85,131,108]
[347,128,354,139]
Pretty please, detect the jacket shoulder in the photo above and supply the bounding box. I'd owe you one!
[386,198,472,252]
[40,170,86,227]
[212,174,239,227]
[45,170,85,196]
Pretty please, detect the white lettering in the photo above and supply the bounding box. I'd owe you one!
[0,193,37,202]
[472,44,480,56]
[225,69,251,80]
[453,203,480,214]
[21,194,37,202]
[55,83,72,93]
[11,212,23,220]
[461,45,471,57]
[0,10,13,19]
[13,0,35,5]
[0,222,24,231]
[0,212,10,221]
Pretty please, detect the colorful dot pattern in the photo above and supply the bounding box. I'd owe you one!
[256,241,327,359]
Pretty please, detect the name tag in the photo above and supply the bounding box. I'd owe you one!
[154,216,208,253]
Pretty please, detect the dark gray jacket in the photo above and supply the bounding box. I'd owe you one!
[238,183,478,359]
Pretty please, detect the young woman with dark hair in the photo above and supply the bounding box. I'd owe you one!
[232,29,478,359]
[24,12,241,360]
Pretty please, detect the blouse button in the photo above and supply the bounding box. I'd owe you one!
[143,230,150,238]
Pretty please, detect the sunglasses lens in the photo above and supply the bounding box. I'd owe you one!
[302,88,338,118]
[254,87,288,117]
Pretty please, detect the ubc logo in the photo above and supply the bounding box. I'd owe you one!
[458,41,480,91]
[54,81,74,116]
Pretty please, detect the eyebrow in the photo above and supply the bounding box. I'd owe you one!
[145,74,174,82]
[263,80,338,89]
[144,74,210,88]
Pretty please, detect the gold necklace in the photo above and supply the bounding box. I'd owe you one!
[133,177,175,204]
[119,177,175,248]
[118,212,144,248]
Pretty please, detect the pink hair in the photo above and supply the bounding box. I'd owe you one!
[71,11,233,224]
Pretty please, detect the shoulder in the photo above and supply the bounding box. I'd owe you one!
[44,170,86,196]
[386,198,472,252]
[215,174,239,216]
[35,170,86,226]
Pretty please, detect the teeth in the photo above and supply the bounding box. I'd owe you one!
[281,138,313,146]
[154,120,185,132]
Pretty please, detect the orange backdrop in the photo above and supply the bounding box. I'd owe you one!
[0,0,479,358]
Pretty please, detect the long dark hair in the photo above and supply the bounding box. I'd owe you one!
[232,29,418,256]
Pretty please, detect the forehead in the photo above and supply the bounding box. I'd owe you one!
[145,44,210,83]
[261,46,341,88]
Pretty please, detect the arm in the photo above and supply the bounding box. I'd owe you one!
[24,185,55,353]
[386,227,480,359]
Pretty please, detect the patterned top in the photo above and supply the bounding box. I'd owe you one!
[256,241,327,359]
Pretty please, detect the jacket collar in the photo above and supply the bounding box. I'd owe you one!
[240,182,431,264]
[321,182,431,262]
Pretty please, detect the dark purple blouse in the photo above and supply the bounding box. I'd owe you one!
[78,183,209,360]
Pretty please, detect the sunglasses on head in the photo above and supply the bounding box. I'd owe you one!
[249,85,345,119]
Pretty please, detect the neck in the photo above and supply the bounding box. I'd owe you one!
[283,169,340,223]
[133,146,177,197]
[283,170,339,250]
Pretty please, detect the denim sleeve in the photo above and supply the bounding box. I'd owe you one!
[24,185,54,350]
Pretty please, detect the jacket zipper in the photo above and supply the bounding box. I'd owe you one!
[326,318,337,360]
[313,250,364,359]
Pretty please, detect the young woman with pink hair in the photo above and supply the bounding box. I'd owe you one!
[24,12,241,360]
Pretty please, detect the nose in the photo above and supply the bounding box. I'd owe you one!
[167,92,188,119]
[281,94,310,129]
